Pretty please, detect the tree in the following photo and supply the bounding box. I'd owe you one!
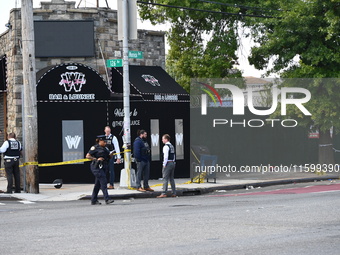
[138,0,246,91]
[138,0,340,165]
[248,0,340,165]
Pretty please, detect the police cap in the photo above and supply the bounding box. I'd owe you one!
[96,135,106,141]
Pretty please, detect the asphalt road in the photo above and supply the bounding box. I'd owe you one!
[1,181,339,255]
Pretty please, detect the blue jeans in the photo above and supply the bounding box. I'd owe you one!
[136,161,150,189]
[109,157,115,186]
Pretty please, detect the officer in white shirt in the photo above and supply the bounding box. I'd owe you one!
[104,126,121,189]
[157,134,176,198]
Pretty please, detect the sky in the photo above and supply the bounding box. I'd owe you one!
[0,0,267,77]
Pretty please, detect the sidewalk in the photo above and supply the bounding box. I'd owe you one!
[0,171,339,202]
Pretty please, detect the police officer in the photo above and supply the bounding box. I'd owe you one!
[0,132,22,194]
[86,135,114,205]
[157,134,176,198]
[133,130,154,192]
[104,126,121,189]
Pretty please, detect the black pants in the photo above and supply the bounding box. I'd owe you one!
[4,158,20,193]
[91,164,110,202]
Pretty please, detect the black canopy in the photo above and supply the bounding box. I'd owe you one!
[36,63,110,101]
[111,66,189,102]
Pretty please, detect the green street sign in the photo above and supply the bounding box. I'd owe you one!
[128,51,143,59]
[106,59,123,68]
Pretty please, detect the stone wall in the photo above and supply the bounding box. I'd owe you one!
[0,0,166,138]
[0,9,23,137]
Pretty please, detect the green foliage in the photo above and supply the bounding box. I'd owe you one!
[138,0,246,91]
[268,79,340,133]
[248,0,340,78]
[247,0,340,132]
[139,0,340,133]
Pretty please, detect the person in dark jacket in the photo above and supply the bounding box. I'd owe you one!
[133,130,154,192]
[86,135,114,205]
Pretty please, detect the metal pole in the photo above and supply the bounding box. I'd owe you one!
[21,90,26,192]
[21,0,39,193]
[122,0,131,187]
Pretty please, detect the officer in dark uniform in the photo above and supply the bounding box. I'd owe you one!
[86,135,114,205]
[0,132,22,193]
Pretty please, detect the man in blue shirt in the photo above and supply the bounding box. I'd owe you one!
[133,130,154,192]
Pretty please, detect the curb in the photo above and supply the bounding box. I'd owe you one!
[0,194,21,201]
[79,175,340,200]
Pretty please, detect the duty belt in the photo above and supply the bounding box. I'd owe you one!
[5,158,19,162]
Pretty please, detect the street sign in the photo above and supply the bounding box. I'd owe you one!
[128,51,143,59]
[106,59,123,68]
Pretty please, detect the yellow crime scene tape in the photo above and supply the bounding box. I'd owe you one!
[187,148,207,183]
[1,149,206,188]
[0,150,130,172]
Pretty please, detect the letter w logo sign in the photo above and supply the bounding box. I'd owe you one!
[175,133,183,146]
[65,135,82,149]
[151,134,159,146]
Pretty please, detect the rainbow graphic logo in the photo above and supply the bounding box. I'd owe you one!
[198,82,223,107]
